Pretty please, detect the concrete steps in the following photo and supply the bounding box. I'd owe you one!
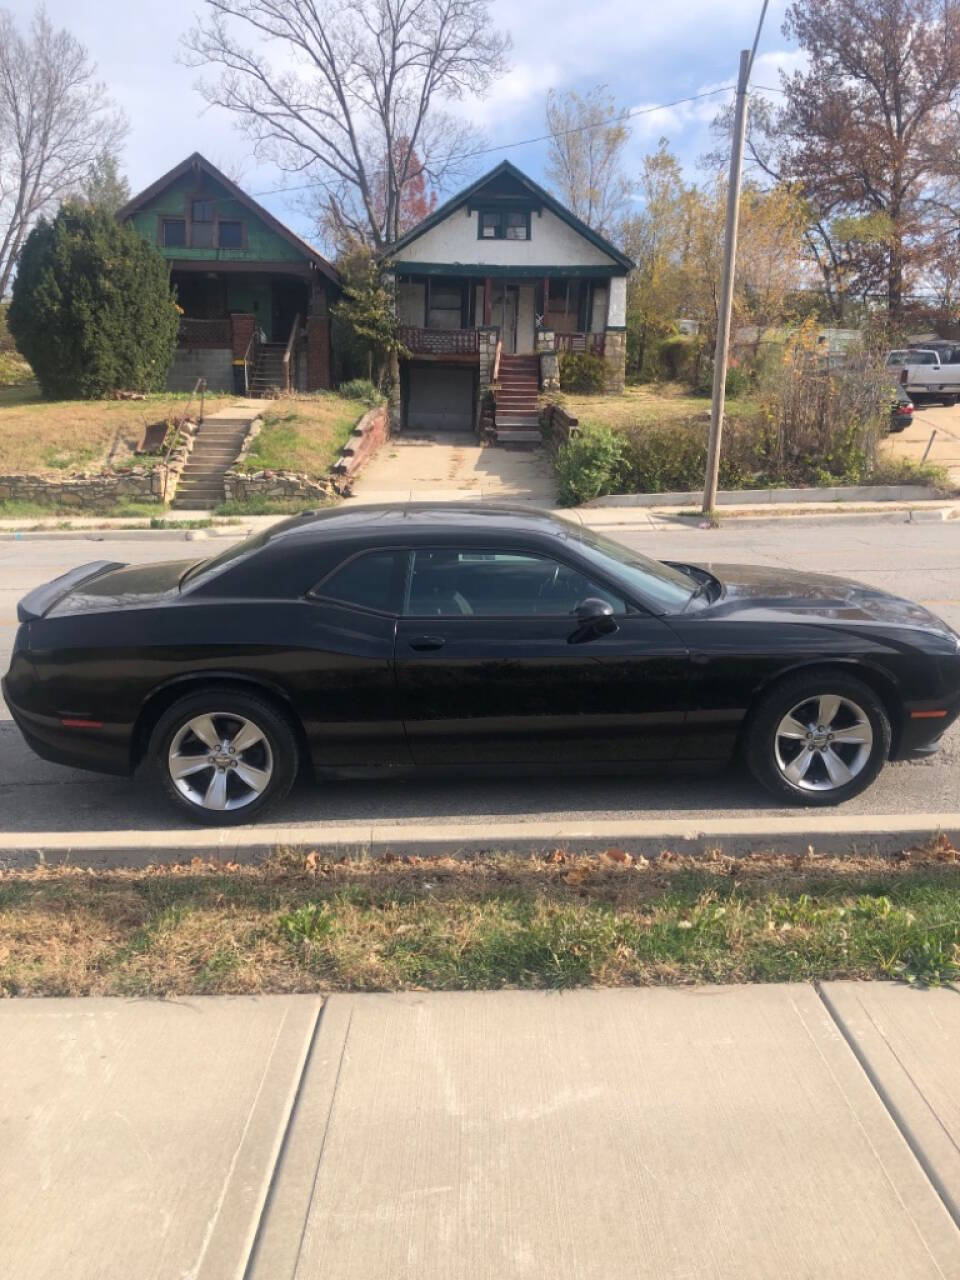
[171,418,251,509]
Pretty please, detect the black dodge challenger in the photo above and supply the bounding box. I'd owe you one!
[4,504,959,824]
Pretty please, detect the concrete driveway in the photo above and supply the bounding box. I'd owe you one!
[885,398,960,485]
[3,984,960,1278]
[346,429,556,504]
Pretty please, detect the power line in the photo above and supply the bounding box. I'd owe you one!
[246,85,738,199]
[747,0,771,77]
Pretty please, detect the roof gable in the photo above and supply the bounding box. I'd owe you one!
[385,160,634,270]
[118,153,339,284]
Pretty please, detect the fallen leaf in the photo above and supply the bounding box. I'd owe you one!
[545,849,566,864]
[603,847,632,864]
[563,869,590,886]
[304,852,319,872]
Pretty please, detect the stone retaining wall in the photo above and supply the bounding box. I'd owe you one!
[0,423,197,509]
[223,403,388,504]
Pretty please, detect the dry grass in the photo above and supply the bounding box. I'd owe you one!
[559,384,748,433]
[238,393,365,477]
[0,386,241,474]
[2,842,959,997]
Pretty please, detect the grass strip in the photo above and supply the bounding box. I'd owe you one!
[2,842,958,998]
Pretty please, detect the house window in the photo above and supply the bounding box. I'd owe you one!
[191,200,215,248]
[480,210,501,239]
[505,211,528,240]
[478,208,530,241]
[217,221,243,249]
[428,284,463,330]
[161,218,186,248]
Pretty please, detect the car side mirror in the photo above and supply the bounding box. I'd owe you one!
[575,597,615,621]
[569,597,618,643]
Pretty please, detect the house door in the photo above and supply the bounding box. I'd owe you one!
[271,280,307,345]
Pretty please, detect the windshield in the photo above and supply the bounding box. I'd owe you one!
[571,525,696,613]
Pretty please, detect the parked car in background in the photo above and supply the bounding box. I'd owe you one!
[5,506,960,823]
[885,347,960,404]
[889,387,915,433]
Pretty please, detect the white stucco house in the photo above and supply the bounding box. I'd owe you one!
[383,161,634,439]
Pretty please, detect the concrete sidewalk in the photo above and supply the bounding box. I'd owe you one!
[3,984,960,1278]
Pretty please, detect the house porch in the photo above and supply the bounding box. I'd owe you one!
[169,263,332,394]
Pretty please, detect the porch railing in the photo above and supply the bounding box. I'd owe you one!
[178,317,232,348]
[242,324,262,397]
[553,332,606,356]
[282,313,301,392]
[399,326,480,356]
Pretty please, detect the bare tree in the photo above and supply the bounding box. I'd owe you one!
[0,7,127,298]
[544,86,632,236]
[184,0,509,252]
[710,0,960,323]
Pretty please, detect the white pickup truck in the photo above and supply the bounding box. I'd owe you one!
[885,345,960,404]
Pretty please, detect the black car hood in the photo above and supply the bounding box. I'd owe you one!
[43,558,201,617]
[686,561,957,636]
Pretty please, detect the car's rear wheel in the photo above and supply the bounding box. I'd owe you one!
[150,690,298,824]
[745,672,891,806]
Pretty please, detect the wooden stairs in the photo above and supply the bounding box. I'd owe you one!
[493,354,541,444]
[248,343,287,398]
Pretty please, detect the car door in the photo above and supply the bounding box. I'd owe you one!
[394,546,691,765]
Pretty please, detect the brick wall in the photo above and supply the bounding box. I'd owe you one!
[306,315,331,390]
[230,313,255,360]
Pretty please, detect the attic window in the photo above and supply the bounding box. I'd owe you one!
[191,200,215,248]
[218,221,243,248]
[478,208,529,241]
[161,218,186,248]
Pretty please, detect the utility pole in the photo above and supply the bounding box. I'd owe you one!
[702,48,751,515]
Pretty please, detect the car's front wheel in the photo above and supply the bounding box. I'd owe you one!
[150,689,299,824]
[745,672,891,806]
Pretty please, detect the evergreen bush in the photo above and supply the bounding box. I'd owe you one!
[8,204,178,399]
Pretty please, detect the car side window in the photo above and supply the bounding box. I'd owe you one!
[404,549,626,618]
[311,550,404,614]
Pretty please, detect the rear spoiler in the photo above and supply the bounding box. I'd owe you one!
[16,561,124,623]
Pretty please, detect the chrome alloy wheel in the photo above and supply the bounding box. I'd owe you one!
[773,694,874,792]
[167,713,274,812]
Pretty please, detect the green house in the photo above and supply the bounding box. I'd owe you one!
[119,152,340,394]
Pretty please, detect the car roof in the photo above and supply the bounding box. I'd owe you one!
[265,503,583,546]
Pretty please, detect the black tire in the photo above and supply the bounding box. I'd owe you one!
[943,395,958,407]
[149,688,299,825]
[745,670,891,807]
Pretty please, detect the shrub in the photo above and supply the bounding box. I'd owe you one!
[338,377,383,406]
[554,426,625,506]
[559,350,607,393]
[7,204,178,399]
[648,333,704,383]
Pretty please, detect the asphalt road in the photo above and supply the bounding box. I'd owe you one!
[1,515,958,836]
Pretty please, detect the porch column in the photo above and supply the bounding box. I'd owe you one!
[483,276,492,326]
[230,313,255,395]
[603,275,627,393]
[306,313,332,390]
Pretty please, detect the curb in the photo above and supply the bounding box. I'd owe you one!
[2,502,958,541]
[2,813,956,869]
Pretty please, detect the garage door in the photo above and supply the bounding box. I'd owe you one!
[406,366,475,431]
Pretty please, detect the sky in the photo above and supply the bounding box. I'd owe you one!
[13,0,804,248]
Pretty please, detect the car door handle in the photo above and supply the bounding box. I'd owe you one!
[408,635,446,651]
